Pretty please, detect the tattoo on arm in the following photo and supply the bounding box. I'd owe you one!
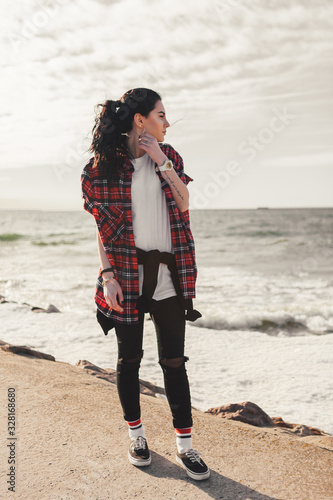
[165,173,185,201]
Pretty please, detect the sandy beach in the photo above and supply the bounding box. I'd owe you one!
[1,344,332,500]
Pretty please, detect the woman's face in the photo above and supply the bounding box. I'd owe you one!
[141,100,170,143]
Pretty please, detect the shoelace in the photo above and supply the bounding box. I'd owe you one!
[133,436,147,450]
[184,449,202,463]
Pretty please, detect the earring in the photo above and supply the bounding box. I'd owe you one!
[138,126,145,138]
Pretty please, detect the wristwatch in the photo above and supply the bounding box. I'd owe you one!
[155,159,173,172]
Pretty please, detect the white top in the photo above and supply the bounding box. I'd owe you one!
[130,152,177,301]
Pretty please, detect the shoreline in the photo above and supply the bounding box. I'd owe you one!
[1,339,332,441]
[1,341,332,499]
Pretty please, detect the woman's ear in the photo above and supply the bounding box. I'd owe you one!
[133,112,144,129]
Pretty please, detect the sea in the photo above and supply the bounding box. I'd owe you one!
[1,207,332,434]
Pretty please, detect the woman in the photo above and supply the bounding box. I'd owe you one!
[81,88,210,480]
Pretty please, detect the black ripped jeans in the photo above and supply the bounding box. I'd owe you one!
[115,295,193,429]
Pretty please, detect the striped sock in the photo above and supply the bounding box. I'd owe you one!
[127,418,145,441]
[175,427,192,453]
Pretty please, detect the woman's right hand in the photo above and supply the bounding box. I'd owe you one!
[103,278,124,312]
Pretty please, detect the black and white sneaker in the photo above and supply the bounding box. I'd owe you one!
[176,448,210,480]
[128,436,151,467]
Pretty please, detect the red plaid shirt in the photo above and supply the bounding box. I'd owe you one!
[80,143,198,325]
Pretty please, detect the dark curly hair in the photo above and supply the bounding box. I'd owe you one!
[88,88,162,184]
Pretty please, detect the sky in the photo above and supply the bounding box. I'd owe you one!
[0,0,332,210]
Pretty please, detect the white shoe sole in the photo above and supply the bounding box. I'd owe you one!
[176,455,210,480]
[128,451,151,467]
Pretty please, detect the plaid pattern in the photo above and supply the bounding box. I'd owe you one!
[80,143,197,324]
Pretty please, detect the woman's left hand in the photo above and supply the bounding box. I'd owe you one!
[138,131,167,166]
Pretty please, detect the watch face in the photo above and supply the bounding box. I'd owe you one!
[166,161,172,170]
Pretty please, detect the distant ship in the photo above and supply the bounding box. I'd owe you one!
[257,207,269,210]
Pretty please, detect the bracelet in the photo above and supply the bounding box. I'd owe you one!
[101,267,114,275]
[102,276,116,286]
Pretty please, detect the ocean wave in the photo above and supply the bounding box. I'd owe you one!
[47,232,80,237]
[31,239,77,246]
[0,233,24,242]
[193,312,332,336]
[225,230,284,238]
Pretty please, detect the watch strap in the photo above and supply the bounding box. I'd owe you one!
[155,159,173,172]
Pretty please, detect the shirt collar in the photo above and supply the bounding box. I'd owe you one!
[115,141,134,173]
[122,156,134,172]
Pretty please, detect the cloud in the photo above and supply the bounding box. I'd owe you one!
[261,151,333,168]
[0,0,332,208]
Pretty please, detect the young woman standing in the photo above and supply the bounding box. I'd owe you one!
[81,88,210,480]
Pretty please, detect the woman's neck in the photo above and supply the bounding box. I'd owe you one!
[126,132,146,159]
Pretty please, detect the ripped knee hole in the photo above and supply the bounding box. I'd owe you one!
[159,356,189,369]
[118,351,143,365]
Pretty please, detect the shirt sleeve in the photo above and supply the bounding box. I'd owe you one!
[80,159,95,216]
[173,151,193,186]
